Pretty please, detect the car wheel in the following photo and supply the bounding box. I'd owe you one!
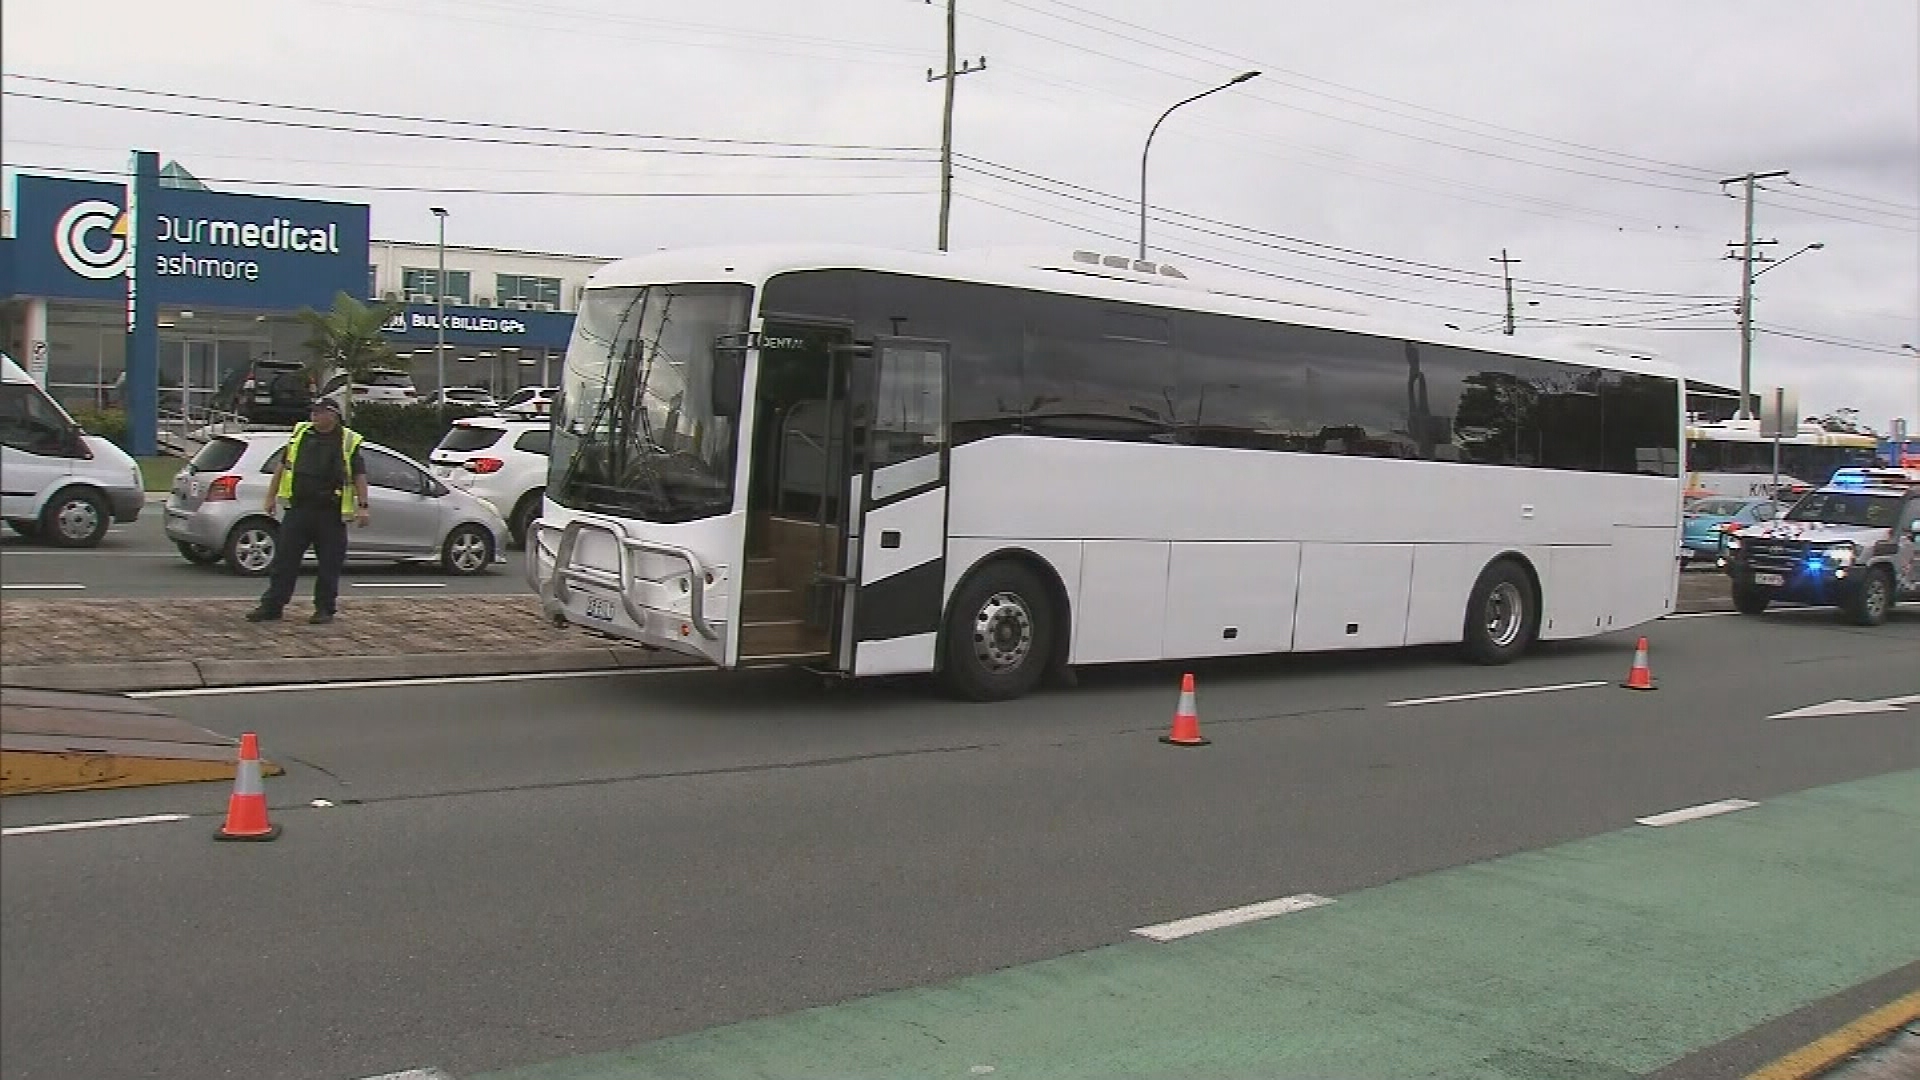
[175,541,222,565]
[442,523,495,575]
[1461,558,1538,665]
[1732,584,1769,615]
[40,487,109,548]
[224,519,279,577]
[936,560,1056,702]
[510,491,543,550]
[1843,568,1892,627]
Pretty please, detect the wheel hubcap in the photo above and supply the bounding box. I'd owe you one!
[236,530,273,572]
[57,500,98,541]
[1485,581,1525,648]
[451,532,487,571]
[972,591,1033,673]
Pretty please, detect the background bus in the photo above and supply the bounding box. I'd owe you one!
[1685,420,1880,499]
[530,246,1685,700]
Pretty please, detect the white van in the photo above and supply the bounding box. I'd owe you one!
[1,353,146,547]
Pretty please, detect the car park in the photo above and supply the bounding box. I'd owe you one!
[426,415,551,548]
[1722,466,1920,625]
[163,431,508,576]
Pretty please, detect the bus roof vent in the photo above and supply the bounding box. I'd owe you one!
[1064,249,1188,280]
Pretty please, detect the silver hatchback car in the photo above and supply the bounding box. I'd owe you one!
[164,432,509,576]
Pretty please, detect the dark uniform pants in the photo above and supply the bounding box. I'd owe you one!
[259,503,349,614]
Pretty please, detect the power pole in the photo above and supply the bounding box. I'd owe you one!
[1720,169,1789,419]
[1490,249,1521,335]
[927,0,985,252]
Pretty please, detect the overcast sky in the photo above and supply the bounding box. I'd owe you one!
[4,0,1916,424]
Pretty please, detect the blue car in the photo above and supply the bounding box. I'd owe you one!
[1682,496,1785,563]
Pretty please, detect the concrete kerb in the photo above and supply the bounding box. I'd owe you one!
[0,647,697,693]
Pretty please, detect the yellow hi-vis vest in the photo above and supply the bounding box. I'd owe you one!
[277,421,364,517]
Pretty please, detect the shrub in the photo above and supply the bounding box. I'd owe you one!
[70,407,131,451]
[346,402,492,461]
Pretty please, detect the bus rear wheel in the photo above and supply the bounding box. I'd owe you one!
[938,560,1056,702]
[1462,559,1537,666]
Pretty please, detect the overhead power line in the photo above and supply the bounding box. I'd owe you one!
[0,90,936,163]
[971,2,1918,218]
[1755,325,1914,355]
[998,0,1721,184]
[2,74,934,153]
[956,154,1730,301]
[1015,0,1731,181]
[0,161,929,199]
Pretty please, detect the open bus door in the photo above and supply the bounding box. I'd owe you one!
[832,337,952,677]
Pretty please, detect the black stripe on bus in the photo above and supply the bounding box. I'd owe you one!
[854,558,945,642]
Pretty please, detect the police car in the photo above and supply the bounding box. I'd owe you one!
[1721,466,1920,625]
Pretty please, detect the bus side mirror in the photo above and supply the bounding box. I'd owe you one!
[710,350,743,418]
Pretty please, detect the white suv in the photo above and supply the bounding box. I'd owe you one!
[426,415,551,547]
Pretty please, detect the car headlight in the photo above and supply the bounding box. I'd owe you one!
[1725,535,1743,549]
[1820,544,1856,566]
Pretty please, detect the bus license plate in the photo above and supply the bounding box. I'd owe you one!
[1754,573,1785,587]
[582,594,616,622]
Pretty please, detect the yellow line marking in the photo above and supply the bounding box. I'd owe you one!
[1745,989,1920,1080]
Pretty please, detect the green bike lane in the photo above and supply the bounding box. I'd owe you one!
[478,768,1920,1080]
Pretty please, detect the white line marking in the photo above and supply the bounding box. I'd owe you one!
[1661,610,1735,620]
[128,665,703,699]
[2,813,192,837]
[1132,893,1333,942]
[0,582,86,590]
[1635,798,1759,827]
[1767,694,1920,720]
[351,582,448,589]
[356,1070,455,1080]
[0,551,179,558]
[1386,680,1609,709]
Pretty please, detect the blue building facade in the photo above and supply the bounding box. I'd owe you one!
[2,161,587,453]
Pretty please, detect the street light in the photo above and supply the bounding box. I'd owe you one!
[430,206,449,402]
[1735,240,1822,418]
[1139,70,1260,261]
[1750,241,1824,280]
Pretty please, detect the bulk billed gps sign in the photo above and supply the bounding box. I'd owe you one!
[9,172,371,311]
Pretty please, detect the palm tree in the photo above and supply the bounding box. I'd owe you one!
[296,291,403,422]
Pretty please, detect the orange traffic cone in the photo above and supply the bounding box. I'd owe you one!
[1160,673,1211,746]
[1623,637,1655,691]
[215,733,281,842]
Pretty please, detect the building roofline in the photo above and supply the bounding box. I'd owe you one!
[369,237,616,263]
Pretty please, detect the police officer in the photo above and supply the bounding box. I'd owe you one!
[246,397,370,624]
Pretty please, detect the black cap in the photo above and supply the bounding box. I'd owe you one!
[310,397,343,415]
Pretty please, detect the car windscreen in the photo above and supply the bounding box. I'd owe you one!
[1784,491,1902,528]
[366,372,415,387]
[1688,499,1747,516]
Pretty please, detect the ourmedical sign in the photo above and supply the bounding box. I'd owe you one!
[7,173,370,311]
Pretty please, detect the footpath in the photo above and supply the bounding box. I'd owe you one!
[0,595,689,692]
[0,574,1735,693]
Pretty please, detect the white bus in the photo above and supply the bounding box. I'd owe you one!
[1685,420,1879,500]
[528,246,1685,700]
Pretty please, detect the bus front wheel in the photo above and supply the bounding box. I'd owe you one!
[938,560,1056,702]
[1462,559,1538,666]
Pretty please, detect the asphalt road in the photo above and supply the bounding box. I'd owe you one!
[3,607,1917,1080]
[0,499,530,598]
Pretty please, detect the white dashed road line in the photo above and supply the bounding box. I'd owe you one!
[2,814,192,838]
[0,582,86,590]
[1132,893,1334,942]
[1635,798,1759,827]
[1385,680,1609,709]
